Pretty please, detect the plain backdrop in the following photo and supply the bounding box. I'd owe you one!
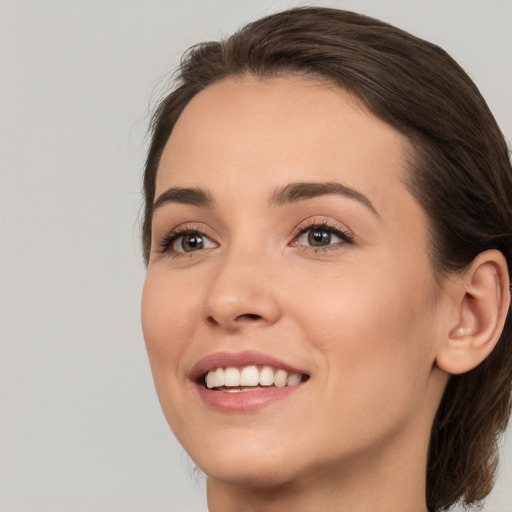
[1,1,511,511]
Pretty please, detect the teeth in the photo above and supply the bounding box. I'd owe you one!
[224,387,260,393]
[213,368,224,388]
[224,367,240,387]
[274,369,287,388]
[206,368,225,389]
[240,366,259,386]
[287,373,302,386]
[204,365,304,390]
[206,371,216,389]
[259,366,274,386]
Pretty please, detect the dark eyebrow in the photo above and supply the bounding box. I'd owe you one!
[269,181,379,217]
[153,187,213,211]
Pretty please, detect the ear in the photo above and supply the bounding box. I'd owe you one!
[436,250,511,375]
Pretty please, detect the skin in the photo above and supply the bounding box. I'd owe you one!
[142,76,459,512]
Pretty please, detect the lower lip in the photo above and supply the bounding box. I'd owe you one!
[196,384,302,413]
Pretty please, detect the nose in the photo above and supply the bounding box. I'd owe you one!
[201,248,282,331]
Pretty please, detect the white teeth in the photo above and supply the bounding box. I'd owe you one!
[224,367,240,387]
[259,366,274,386]
[213,368,224,388]
[240,366,259,386]
[274,369,288,388]
[224,387,258,393]
[287,373,302,386]
[206,371,216,389]
[206,368,225,389]
[204,365,305,390]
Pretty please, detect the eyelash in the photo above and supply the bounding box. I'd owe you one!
[291,220,354,252]
[157,225,213,256]
[157,220,354,258]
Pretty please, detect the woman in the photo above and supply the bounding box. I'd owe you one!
[140,7,512,511]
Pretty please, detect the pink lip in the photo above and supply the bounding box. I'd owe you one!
[189,350,309,413]
[196,385,301,413]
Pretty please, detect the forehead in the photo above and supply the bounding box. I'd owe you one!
[156,75,417,223]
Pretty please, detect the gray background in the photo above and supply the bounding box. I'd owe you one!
[1,1,511,511]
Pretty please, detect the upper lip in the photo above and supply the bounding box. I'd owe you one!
[189,350,309,382]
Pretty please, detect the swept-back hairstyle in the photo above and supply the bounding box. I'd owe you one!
[142,7,512,510]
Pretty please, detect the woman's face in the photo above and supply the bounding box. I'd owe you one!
[142,76,449,487]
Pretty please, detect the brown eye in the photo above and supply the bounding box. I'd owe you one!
[174,233,214,253]
[298,227,341,247]
[295,223,351,250]
[308,229,332,246]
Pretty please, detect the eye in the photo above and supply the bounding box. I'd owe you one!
[293,221,353,249]
[297,228,342,247]
[174,232,215,253]
[159,228,217,255]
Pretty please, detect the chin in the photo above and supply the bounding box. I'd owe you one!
[181,429,307,488]
[200,455,302,489]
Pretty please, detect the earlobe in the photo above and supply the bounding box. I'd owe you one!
[436,250,511,375]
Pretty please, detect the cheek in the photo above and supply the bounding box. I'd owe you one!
[289,260,437,408]
[141,270,206,438]
[141,271,198,381]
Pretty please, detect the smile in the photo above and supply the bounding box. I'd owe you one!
[205,365,304,390]
[191,351,310,412]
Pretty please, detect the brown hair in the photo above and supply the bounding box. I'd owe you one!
[141,7,512,510]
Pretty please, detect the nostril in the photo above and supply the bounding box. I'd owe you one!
[236,313,262,321]
[204,309,270,328]
[206,316,219,326]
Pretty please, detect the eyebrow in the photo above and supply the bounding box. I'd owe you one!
[152,181,379,217]
[153,187,213,211]
[269,181,379,216]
